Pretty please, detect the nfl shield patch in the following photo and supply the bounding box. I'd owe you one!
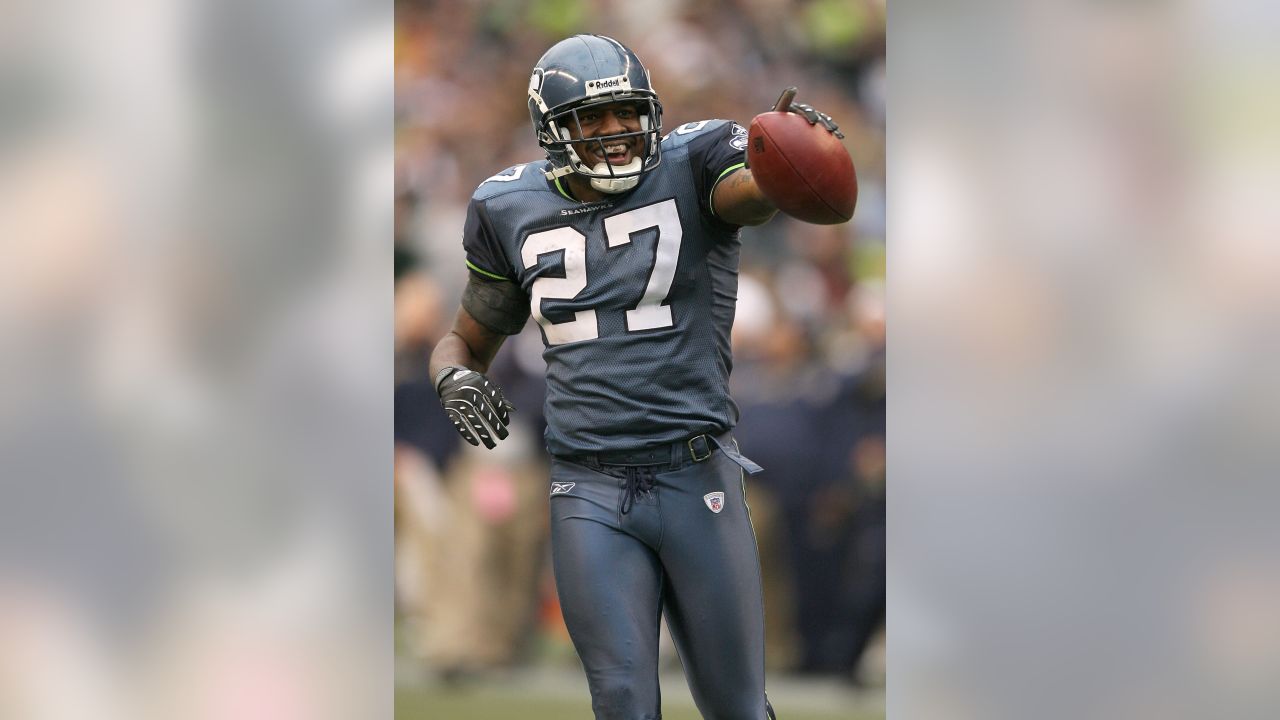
[703,492,725,513]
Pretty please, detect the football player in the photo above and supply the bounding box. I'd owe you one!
[428,34,846,720]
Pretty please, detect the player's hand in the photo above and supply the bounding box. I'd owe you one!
[435,366,516,449]
[771,86,845,139]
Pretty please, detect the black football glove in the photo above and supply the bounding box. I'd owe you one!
[435,366,515,449]
[772,86,845,139]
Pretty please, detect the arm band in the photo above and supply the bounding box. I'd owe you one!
[461,273,531,336]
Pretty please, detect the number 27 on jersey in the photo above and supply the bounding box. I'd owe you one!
[522,198,682,346]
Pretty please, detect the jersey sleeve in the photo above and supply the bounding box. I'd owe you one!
[685,120,750,223]
[461,197,516,281]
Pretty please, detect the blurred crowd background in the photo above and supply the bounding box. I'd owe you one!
[393,0,888,689]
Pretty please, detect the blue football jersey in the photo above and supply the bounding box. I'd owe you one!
[463,119,750,456]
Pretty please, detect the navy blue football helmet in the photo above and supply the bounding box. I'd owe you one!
[527,35,663,193]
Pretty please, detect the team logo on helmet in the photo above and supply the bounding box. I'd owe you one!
[703,492,725,513]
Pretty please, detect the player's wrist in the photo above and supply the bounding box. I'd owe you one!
[743,170,774,207]
[434,365,466,395]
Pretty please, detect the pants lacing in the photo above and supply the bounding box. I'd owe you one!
[618,465,658,515]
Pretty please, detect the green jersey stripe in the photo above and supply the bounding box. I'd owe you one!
[466,259,510,281]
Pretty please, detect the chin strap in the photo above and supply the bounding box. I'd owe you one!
[543,158,643,193]
[587,158,642,194]
[543,164,576,180]
[542,162,639,193]
[590,175,640,194]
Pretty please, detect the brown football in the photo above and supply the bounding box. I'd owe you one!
[747,111,857,225]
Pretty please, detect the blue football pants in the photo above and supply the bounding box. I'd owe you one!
[548,449,771,720]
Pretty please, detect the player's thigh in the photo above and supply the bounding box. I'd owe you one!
[657,455,767,718]
[551,513,665,658]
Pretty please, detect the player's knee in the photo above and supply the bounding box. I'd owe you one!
[588,677,657,720]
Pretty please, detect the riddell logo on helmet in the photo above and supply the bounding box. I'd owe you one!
[585,75,631,96]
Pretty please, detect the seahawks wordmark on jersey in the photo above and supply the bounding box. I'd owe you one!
[464,120,748,456]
